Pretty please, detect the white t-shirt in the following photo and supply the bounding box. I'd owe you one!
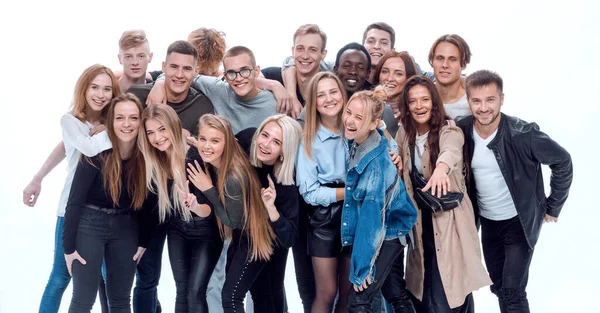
[444,94,471,120]
[57,112,112,216]
[471,128,518,221]
[414,132,429,175]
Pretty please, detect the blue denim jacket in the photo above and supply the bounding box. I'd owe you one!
[341,129,417,286]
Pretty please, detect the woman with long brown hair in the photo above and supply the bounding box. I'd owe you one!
[395,76,491,313]
[63,93,154,312]
[184,114,275,313]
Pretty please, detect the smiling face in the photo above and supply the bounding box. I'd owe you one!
[197,125,225,168]
[86,73,114,112]
[468,83,503,127]
[256,121,283,166]
[162,52,196,100]
[363,28,392,68]
[407,85,433,134]
[119,43,152,81]
[379,57,407,103]
[223,53,260,100]
[315,77,344,119]
[344,98,377,144]
[145,118,172,152]
[113,100,141,143]
[336,49,369,94]
[432,42,464,87]
[292,33,327,76]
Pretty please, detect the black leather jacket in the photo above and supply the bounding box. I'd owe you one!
[458,113,573,248]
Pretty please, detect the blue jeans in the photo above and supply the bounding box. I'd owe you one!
[133,222,167,313]
[39,217,71,313]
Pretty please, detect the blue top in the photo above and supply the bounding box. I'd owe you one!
[296,125,348,206]
[341,129,418,286]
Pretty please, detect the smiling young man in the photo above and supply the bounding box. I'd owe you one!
[458,70,573,313]
[117,29,153,92]
[429,34,472,120]
[127,40,214,138]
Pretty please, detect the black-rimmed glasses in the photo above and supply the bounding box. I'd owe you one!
[224,68,253,81]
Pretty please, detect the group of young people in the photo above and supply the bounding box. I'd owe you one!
[23,22,573,313]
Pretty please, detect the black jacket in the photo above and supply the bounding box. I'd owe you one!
[458,113,573,248]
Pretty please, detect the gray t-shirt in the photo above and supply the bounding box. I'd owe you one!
[443,94,471,121]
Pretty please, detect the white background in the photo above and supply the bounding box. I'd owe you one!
[0,0,598,312]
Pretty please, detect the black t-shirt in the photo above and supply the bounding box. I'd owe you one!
[261,66,306,106]
[127,84,214,136]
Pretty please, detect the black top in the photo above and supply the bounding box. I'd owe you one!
[63,151,156,254]
[149,70,163,82]
[262,66,306,106]
[255,164,300,249]
[126,84,214,136]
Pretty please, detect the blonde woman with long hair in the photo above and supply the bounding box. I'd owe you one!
[138,104,222,313]
[183,114,275,313]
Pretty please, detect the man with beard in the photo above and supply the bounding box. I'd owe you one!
[458,70,572,313]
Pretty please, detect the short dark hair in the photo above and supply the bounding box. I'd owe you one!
[223,46,257,68]
[334,42,371,69]
[428,34,471,68]
[362,22,396,48]
[166,40,198,65]
[465,70,504,97]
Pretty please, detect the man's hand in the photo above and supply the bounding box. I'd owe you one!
[544,214,558,223]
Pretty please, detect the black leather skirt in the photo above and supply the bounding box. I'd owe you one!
[307,183,345,258]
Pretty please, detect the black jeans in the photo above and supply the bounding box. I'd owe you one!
[167,216,223,313]
[69,207,139,313]
[347,238,414,313]
[133,222,167,313]
[222,230,269,313]
[249,247,289,312]
[481,216,534,313]
[412,208,473,313]
[291,198,316,313]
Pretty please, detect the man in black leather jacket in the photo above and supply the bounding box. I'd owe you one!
[458,70,573,313]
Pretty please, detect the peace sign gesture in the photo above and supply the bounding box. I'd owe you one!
[175,182,211,217]
[187,160,213,192]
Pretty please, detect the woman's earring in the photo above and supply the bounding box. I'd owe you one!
[279,155,284,162]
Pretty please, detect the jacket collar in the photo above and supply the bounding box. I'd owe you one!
[487,113,507,148]
[351,128,388,174]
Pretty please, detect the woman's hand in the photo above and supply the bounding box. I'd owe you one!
[262,175,280,222]
[388,149,402,171]
[146,80,167,105]
[353,276,372,292]
[132,247,146,264]
[175,183,211,217]
[186,160,213,192]
[88,124,106,136]
[23,178,42,207]
[64,251,87,276]
[422,163,451,198]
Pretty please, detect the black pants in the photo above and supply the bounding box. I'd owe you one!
[168,216,223,313]
[222,230,270,313]
[133,222,167,313]
[249,247,289,312]
[69,207,139,313]
[347,239,414,313]
[291,198,316,313]
[481,216,534,313]
[412,208,473,313]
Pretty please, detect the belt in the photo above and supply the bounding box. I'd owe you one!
[83,203,130,215]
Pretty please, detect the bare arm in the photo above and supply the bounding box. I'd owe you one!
[23,141,66,207]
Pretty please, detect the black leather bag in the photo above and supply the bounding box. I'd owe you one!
[409,143,463,214]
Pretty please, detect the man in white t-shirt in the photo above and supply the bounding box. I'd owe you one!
[458,70,573,313]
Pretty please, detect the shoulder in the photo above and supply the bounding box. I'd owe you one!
[504,114,539,133]
[61,112,83,125]
[261,67,283,82]
[441,120,464,137]
[125,84,152,102]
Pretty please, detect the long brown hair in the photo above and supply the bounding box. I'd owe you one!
[303,72,347,158]
[138,104,188,222]
[71,64,121,123]
[101,93,146,209]
[199,114,275,261]
[400,76,450,169]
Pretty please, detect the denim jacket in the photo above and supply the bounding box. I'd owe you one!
[341,129,418,286]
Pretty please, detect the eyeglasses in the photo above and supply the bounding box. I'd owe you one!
[224,68,253,81]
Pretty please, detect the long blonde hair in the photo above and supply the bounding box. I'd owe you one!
[249,114,302,186]
[138,104,189,223]
[198,114,275,261]
[71,64,121,123]
[101,93,146,209]
[303,72,347,158]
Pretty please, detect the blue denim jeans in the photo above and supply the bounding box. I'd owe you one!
[133,222,167,313]
[39,217,71,313]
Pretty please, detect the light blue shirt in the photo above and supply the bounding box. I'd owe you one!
[296,125,348,206]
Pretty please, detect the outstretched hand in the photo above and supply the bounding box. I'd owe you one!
[422,163,451,198]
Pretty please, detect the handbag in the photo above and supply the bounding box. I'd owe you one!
[408,142,463,213]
